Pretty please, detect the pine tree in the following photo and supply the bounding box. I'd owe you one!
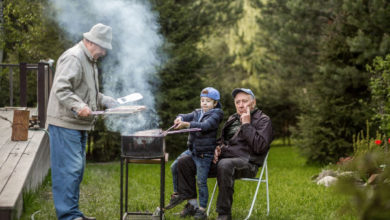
[254,0,328,146]
[255,0,390,163]
[0,0,4,63]
[153,0,244,156]
[297,0,390,163]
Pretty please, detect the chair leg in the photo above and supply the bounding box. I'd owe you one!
[244,162,267,220]
[266,162,269,216]
[208,153,270,219]
[207,181,218,216]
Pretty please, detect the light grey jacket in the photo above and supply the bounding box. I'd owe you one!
[46,41,114,130]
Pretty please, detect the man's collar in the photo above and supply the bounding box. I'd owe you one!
[79,41,96,62]
[250,108,259,115]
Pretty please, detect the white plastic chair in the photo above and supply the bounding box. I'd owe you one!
[206,153,269,219]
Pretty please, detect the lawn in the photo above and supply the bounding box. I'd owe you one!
[20,146,356,220]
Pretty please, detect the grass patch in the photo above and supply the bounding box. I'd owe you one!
[20,146,356,219]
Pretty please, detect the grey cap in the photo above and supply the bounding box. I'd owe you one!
[83,23,112,50]
[232,88,255,99]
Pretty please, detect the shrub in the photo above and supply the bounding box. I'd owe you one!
[336,151,390,219]
[368,54,390,152]
[352,121,386,157]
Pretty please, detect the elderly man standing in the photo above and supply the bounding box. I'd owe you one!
[46,23,117,220]
[172,88,273,220]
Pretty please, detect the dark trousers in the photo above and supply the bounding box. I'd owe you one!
[177,156,258,215]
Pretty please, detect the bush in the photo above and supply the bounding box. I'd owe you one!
[334,54,390,219]
[368,54,390,145]
[336,151,390,220]
[352,121,387,157]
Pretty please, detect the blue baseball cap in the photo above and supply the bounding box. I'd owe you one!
[232,88,255,99]
[200,87,220,101]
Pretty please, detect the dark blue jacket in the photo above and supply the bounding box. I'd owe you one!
[178,108,224,154]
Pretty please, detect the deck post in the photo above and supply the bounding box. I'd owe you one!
[19,63,27,107]
[37,62,46,128]
[9,67,13,106]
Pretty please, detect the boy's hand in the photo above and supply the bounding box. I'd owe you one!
[240,106,251,124]
[174,117,182,124]
[173,117,182,128]
[175,121,190,129]
[213,146,221,164]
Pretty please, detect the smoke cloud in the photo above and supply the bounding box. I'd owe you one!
[48,0,164,134]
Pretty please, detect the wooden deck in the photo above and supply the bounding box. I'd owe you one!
[0,108,50,220]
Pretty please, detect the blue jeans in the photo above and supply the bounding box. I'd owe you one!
[171,150,214,208]
[49,125,87,220]
[192,152,214,208]
[171,150,191,193]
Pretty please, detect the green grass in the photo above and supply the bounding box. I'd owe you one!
[20,146,356,220]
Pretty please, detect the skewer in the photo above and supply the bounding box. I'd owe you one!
[161,124,177,135]
[165,128,201,134]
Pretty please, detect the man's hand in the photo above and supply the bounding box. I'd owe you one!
[213,146,221,164]
[105,98,119,108]
[175,121,190,129]
[240,106,251,124]
[78,106,92,117]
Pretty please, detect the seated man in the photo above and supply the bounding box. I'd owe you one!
[168,88,273,220]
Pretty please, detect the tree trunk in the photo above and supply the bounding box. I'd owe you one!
[11,109,30,141]
[0,0,4,63]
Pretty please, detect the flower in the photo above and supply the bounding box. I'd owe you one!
[388,138,390,144]
[375,140,382,145]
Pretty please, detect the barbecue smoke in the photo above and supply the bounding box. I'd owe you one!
[48,0,164,134]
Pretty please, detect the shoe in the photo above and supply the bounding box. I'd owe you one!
[82,216,96,220]
[194,208,207,219]
[217,214,232,220]
[73,216,96,220]
[179,203,196,218]
[165,193,186,210]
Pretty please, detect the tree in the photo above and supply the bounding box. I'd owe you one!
[253,0,331,148]
[297,0,390,163]
[0,0,68,107]
[0,0,4,63]
[253,0,390,163]
[153,0,244,156]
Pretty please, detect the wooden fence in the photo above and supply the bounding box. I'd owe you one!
[0,62,53,128]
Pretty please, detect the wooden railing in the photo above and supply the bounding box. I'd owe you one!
[0,62,54,128]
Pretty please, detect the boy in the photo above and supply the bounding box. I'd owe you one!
[166,87,224,219]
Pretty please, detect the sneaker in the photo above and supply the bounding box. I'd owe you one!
[165,193,186,210]
[194,208,207,220]
[179,203,196,218]
[82,216,96,220]
[73,216,96,220]
[217,214,231,220]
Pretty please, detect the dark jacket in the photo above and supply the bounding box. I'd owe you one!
[179,108,224,154]
[219,109,272,166]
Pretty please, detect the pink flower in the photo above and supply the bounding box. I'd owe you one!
[375,140,382,145]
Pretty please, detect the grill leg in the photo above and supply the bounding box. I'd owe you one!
[120,157,123,220]
[160,156,165,220]
[125,159,129,214]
